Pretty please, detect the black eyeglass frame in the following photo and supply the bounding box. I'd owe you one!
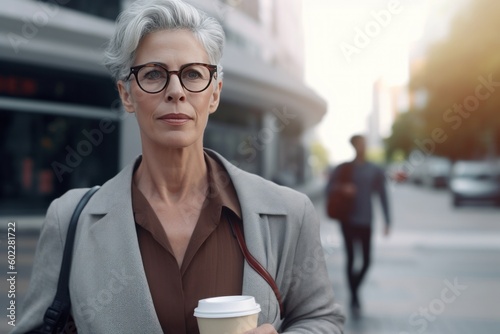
[126,62,218,94]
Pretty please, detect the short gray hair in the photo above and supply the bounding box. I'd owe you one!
[104,0,225,83]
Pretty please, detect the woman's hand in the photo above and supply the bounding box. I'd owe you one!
[243,323,278,334]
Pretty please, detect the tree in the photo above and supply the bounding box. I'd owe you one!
[409,0,500,160]
[385,110,422,161]
[310,140,330,175]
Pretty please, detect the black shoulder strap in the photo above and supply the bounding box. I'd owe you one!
[40,186,100,334]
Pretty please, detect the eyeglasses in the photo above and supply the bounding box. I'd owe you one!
[126,62,218,94]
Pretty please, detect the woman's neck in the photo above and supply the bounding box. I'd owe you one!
[134,144,208,204]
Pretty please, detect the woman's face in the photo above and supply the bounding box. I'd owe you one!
[118,29,222,150]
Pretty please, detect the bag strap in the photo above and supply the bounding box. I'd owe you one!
[225,211,285,319]
[327,162,354,192]
[41,186,100,334]
[339,161,355,183]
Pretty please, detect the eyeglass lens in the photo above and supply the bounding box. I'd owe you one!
[136,64,213,93]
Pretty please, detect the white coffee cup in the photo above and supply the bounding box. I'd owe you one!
[194,295,261,334]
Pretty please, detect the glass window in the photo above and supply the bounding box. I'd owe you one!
[0,110,119,215]
[0,61,118,109]
[204,103,262,175]
[205,121,261,175]
[37,0,120,20]
[275,135,305,187]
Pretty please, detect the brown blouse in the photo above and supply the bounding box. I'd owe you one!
[132,154,244,334]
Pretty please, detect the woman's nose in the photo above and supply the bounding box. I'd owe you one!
[165,73,186,101]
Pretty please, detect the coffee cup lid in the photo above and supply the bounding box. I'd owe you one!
[194,295,261,318]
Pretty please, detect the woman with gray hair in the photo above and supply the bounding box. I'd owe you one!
[13,0,344,333]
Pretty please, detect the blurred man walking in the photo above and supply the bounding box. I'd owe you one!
[327,134,391,313]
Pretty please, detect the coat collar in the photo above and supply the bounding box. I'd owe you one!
[85,157,135,215]
[206,149,289,216]
[87,149,289,217]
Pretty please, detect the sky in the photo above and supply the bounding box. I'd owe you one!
[301,0,431,163]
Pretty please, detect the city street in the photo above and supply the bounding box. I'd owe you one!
[317,182,500,334]
[1,182,500,333]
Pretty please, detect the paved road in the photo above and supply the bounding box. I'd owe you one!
[1,183,499,333]
[316,183,500,334]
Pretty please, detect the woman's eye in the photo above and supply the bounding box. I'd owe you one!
[143,69,165,80]
[183,69,202,80]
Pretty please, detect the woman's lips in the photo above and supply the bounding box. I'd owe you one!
[158,113,191,125]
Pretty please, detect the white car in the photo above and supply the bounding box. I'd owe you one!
[422,156,452,188]
[449,160,500,207]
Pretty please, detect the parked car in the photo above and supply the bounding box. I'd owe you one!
[421,156,452,188]
[449,160,500,207]
[406,154,451,188]
[387,162,409,183]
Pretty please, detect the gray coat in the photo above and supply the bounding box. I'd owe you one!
[12,150,344,333]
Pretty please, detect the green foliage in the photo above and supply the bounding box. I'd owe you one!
[310,140,330,174]
[410,0,500,160]
[385,110,422,161]
[366,147,385,165]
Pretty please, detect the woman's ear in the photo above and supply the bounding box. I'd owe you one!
[117,80,135,113]
[208,80,223,114]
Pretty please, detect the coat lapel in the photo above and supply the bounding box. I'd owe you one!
[205,150,287,324]
[71,158,163,333]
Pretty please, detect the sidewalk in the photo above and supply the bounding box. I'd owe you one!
[312,197,500,334]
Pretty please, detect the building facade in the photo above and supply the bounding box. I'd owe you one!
[0,0,326,219]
